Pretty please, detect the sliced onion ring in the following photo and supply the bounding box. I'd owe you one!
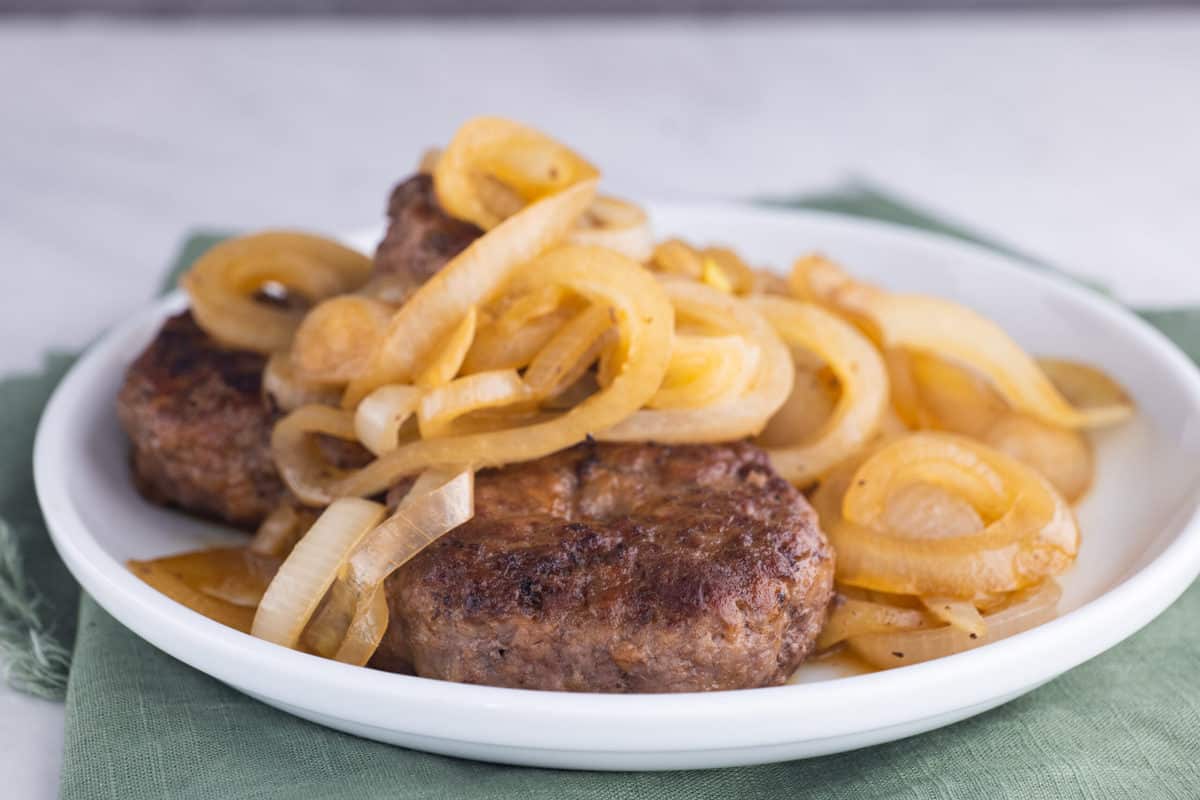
[418,370,530,438]
[816,594,930,651]
[648,335,760,411]
[600,278,792,443]
[291,295,393,383]
[831,281,1130,429]
[848,580,1061,669]
[751,296,888,486]
[568,195,653,262]
[821,432,1079,597]
[415,306,478,388]
[523,303,614,399]
[182,231,373,354]
[250,498,385,649]
[354,385,422,456]
[434,116,599,230]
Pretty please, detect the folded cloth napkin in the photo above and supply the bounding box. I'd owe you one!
[3,188,1198,799]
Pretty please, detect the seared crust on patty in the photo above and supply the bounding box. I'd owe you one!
[117,311,284,529]
[368,174,483,303]
[372,441,835,692]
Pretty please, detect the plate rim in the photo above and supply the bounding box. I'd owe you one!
[34,203,1200,759]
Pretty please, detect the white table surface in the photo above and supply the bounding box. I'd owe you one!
[3,10,1199,797]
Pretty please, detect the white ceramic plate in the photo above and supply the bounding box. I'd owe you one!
[35,205,1200,771]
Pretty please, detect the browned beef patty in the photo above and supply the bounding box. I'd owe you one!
[367,173,483,303]
[370,441,835,693]
[117,311,284,529]
[118,174,474,528]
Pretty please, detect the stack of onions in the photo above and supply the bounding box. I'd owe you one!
[132,115,1135,673]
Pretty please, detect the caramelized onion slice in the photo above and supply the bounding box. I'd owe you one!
[600,278,792,443]
[354,385,422,456]
[524,303,614,399]
[832,282,1130,429]
[920,595,987,638]
[568,195,653,262]
[263,352,342,412]
[434,116,599,229]
[182,231,372,354]
[306,469,475,666]
[848,580,1061,669]
[648,335,760,411]
[344,179,597,404]
[823,432,1079,597]
[291,295,393,384]
[1036,357,1133,413]
[417,370,530,438]
[751,297,888,486]
[462,306,575,374]
[251,498,385,648]
[982,413,1093,503]
[816,594,930,650]
[415,306,478,388]
[129,548,282,633]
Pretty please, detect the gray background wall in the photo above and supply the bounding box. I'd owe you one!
[5,0,1199,14]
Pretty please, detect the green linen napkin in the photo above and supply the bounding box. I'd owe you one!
[3,187,1198,799]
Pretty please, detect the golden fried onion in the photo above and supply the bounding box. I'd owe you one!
[434,116,599,230]
[182,231,373,354]
[599,278,792,443]
[750,296,888,486]
[803,267,1130,430]
[815,432,1079,597]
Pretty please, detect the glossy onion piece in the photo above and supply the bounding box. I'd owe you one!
[815,594,930,651]
[648,335,760,411]
[908,352,1007,437]
[417,369,531,438]
[599,278,792,443]
[981,413,1094,503]
[251,503,319,558]
[650,238,704,280]
[828,432,1080,596]
[1037,357,1133,414]
[331,583,390,667]
[250,498,386,648]
[415,306,478,388]
[291,295,393,384]
[831,282,1131,429]
[756,358,839,447]
[274,245,672,504]
[848,580,1061,669]
[129,548,282,633]
[434,116,600,229]
[354,385,422,456]
[920,595,988,638]
[309,469,475,666]
[751,296,888,486]
[263,351,341,412]
[524,303,614,399]
[343,179,597,405]
[182,231,373,354]
[461,307,574,374]
[568,195,653,262]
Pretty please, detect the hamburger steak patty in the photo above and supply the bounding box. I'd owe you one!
[117,311,284,529]
[368,173,483,303]
[370,441,835,692]
[118,174,474,528]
